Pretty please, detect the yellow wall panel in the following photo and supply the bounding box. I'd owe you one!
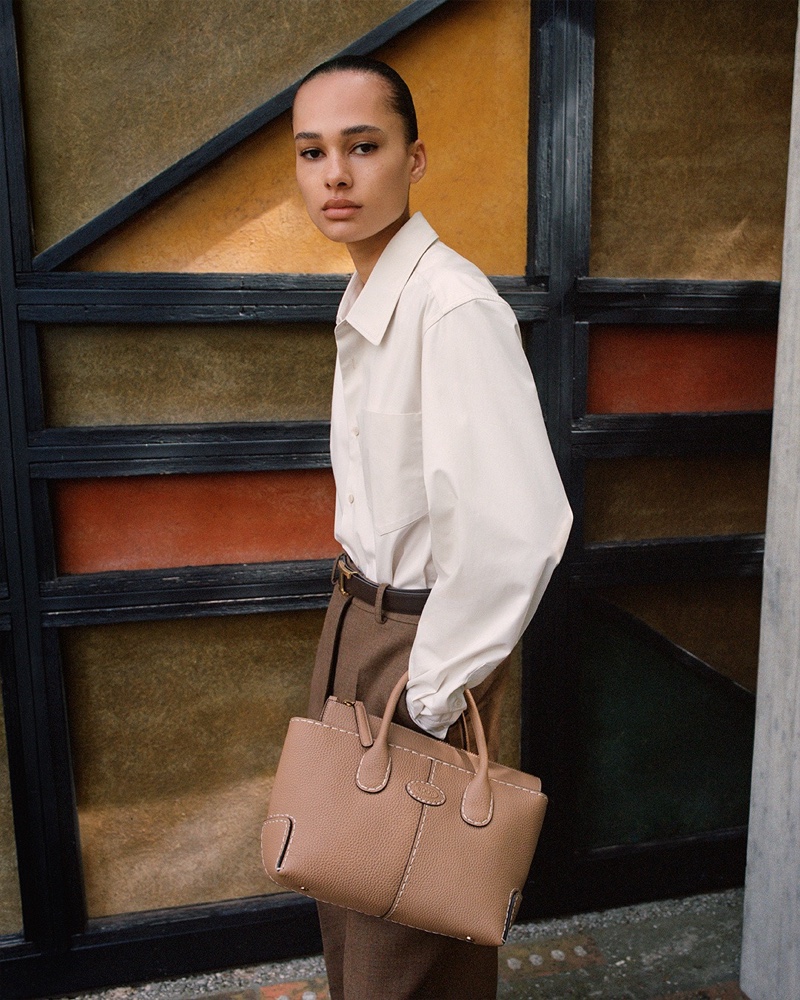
[74,0,530,275]
[591,0,796,279]
[73,113,351,273]
[381,0,530,275]
[19,0,411,251]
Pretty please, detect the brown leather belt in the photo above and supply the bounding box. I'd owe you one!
[332,554,430,616]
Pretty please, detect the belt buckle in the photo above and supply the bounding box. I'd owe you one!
[337,557,355,596]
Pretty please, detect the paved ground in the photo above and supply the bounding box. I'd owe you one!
[64,889,746,1000]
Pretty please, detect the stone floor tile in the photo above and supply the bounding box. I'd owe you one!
[652,982,747,1000]
[499,933,605,980]
[258,978,330,999]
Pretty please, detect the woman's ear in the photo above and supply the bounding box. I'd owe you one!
[409,140,427,184]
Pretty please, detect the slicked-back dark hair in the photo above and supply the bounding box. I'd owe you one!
[296,55,418,145]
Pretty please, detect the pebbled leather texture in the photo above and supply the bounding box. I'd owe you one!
[261,672,547,947]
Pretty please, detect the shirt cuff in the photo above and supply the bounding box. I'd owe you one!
[405,690,458,740]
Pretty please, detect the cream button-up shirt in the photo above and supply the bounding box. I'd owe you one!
[331,212,572,737]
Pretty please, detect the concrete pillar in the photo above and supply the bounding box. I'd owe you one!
[740,8,800,1000]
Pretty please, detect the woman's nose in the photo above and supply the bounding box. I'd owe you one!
[325,153,351,188]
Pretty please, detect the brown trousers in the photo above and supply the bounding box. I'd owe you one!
[307,583,508,1000]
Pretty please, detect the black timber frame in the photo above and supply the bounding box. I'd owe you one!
[522,0,766,919]
[0,0,775,994]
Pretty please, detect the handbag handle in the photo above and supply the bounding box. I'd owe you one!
[355,671,493,827]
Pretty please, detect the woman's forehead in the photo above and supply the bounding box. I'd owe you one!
[293,71,400,136]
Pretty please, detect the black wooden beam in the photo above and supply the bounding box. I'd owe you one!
[577,277,780,325]
[1,893,322,1000]
[21,302,344,325]
[2,11,69,950]
[571,411,773,457]
[553,827,748,917]
[27,422,331,473]
[0,0,31,272]
[39,559,334,623]
[571,534,765,587]
[18,271,349,291]
[0,23,85,946]
[17,274,548,323]
[521,0,595,879]
[17,273,348,323]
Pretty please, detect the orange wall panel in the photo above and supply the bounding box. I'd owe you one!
[53,470,337,574]
[587,325,777,414]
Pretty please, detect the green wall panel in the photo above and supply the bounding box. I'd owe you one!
[575,603,755,850]
[598,579,762,693]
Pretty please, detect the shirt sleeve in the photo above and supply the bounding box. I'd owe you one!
[405,295,573,738]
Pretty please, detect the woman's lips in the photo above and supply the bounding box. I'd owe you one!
[322,200,361,219]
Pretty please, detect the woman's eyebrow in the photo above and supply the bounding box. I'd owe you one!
[341,124,385,137]
[294,124,386,141]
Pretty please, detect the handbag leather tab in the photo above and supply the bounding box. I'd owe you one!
[354,700,374,748]
[405,780,446,806]
[502,889,523,943]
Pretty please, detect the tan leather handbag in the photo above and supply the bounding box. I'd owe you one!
[261,670,547,947]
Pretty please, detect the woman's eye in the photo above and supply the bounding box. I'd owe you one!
[353,142,377,155]
[300,148,323,160]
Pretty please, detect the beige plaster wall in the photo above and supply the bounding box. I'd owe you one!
[63,612,324,916]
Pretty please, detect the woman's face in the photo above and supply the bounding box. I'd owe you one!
[293,70,426,257]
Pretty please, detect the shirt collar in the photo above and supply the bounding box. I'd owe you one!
[337,212,439,345]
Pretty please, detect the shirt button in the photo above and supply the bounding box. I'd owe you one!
[353,426,360,436]
[348,494,355,504]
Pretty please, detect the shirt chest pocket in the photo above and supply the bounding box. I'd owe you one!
[360,410,428,535]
